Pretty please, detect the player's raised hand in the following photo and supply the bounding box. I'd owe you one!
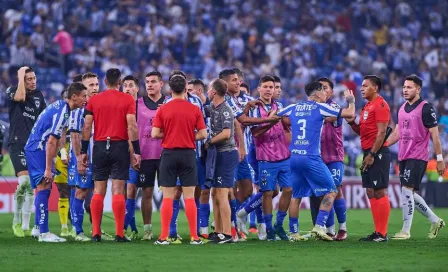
[17,66,29,79]
[132,153,141,171]
[344,89,355,104]
[267,109,281,123]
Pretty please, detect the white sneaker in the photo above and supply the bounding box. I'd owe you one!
[302,232,314,240]
[429,219,445,239]
[31,226,40,239]
[257,223,267,241]
[38,232,66,243]
[75,232,91,242]
[391,230,411,240]
[236,211,248,235]
[311,225,333,241]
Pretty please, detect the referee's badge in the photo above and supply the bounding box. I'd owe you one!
[363,111,368,120]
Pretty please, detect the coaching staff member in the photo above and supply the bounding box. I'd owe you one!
[152,73,207,245]
[80,68,141,242]
[347,75,391,242]
[7,66,46,237]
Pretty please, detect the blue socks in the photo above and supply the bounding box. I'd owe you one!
[73,198,84,235]
[275,210,287,227]
[249,210,256,228]
[69,188,75,223]
[263,214,273,231]
[125,199,137,232]
[255,204,264,223]
[334,198,347,224]
[195,198,200,234]
[243,192,262,214]
[316,210,330,227]
[199,203,210,228]
[169,199,180,237]
[35,189,51,233]
[230,199,238,227]
[289,217,299,234]
[326,206,335,228]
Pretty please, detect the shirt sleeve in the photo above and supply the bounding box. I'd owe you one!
[195,107,207,131]
[277,103,295,117]
[126,96,136,115]
[68,109,83,133]
[39,93,47,113]
[6,86,17,101]
[374,100,390,123]
[248,106,260,128]
[225,96,243,118]
[50,105,69,139]
[220,106,234,129]
[317,102,342,118]
[422,103,438,129]
[152,107,163,128]
[85,98,94,115]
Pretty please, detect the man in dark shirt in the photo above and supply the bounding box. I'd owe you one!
[7,66,46,238]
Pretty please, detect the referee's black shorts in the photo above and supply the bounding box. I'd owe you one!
[361,147,390,190]
[9,143,28,176]
[159,148,197,187]
[92,140,130,181]
[399,159,427,190]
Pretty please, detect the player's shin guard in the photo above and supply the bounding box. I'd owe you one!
[58,198,69,228]
[185,198,199,240]
[73,198,85,235]
[377,195,391,237]
[169,200,180,237]
[112,194,126,238]
[125,199,136,231]
[316,210,330,228]
[22,191,33,230]
[91,194,104,237]
[160,198,173,240]
[35,189,51,234]
[289,217,299,233]
[333,198,347,230]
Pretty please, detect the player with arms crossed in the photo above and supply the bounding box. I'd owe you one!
[277,82,355,241]
[347,75,392,242]
[387,75,446,240]
[25,83,87,242]
[7,66,46,238]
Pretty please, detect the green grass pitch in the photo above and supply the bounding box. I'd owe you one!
[0,209,447,272]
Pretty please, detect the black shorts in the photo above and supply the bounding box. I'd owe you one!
[399,159,427,190]
[138,159,160,188]
[159,149,197,187]
[9,143,28,176]
[361,147,390,190]
[92,141,130,181]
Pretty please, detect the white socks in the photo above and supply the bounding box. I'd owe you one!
[22,193,34,230]
[414,192,439,224]
[401,187,414,233]
[339,222,347,231]
[326,225,336,235]
[144,224,152,232]
[13,176,30,225]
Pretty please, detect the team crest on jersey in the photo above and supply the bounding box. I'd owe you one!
[69,173,74,181]
[81,175,87,184]
[34,97,40,108]
[363,111,369,120]
[140,174,146,183]
[64,113,69,119]
[21,158,27,166]
[54,101,60,109]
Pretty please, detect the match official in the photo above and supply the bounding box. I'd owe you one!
[80,68,141,242]
[152,73,207,245]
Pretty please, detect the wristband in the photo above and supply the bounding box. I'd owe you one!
[437,154,444,162]
[60,148,68,161]
[81,140,89,154]
[132,140,141,155]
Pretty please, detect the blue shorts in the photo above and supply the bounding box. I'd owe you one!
[74,164,93,189]
[214,150,239,188]
[24,149,47,189]
[258,159,291,192]
[127,168,139,185]
[291,155,337,199]
[235,157,253,182]
[68,157,77,186]
[326,161,344,187]
[247,144,258,183]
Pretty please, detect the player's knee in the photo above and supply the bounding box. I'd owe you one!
[127,184,137,199]
[263,191,274,198]
[273,189,279,198]
[57,184,70,198]
[174,188,182,200]
[94,183,107,196]
[142,187,154,199]
[366,188,375,199]
[336,186,344,199]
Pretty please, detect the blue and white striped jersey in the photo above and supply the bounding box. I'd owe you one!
[25,100,70,151]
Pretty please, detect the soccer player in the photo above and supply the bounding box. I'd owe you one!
[53,89,71,237]
[272,75,282,101]
[206,78,239,243]
[319,77,348,240]
[187,79,213,238]
[80,68,141,242]
[240,83,250,95]
[387,75,446,240]
[122,75,140,240]
[249,75,292,241]
[277,82,355,241]
[347,75,391,242]
[25,82,87,242]
[7,66,46,238]
[152,73,207,245]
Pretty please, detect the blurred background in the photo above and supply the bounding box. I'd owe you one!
[0,0,447,184]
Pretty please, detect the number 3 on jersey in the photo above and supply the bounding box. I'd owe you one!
[297,119,306,139]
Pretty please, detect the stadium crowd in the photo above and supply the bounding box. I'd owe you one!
[1,0,448,174]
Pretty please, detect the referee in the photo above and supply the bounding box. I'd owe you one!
[347,75,391,242]
[80,68,141,242]
[152,73,207,245]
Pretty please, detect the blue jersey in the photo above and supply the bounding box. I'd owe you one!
[164,93,206,158]
[25,100,70,151]
[277,100,341,156]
